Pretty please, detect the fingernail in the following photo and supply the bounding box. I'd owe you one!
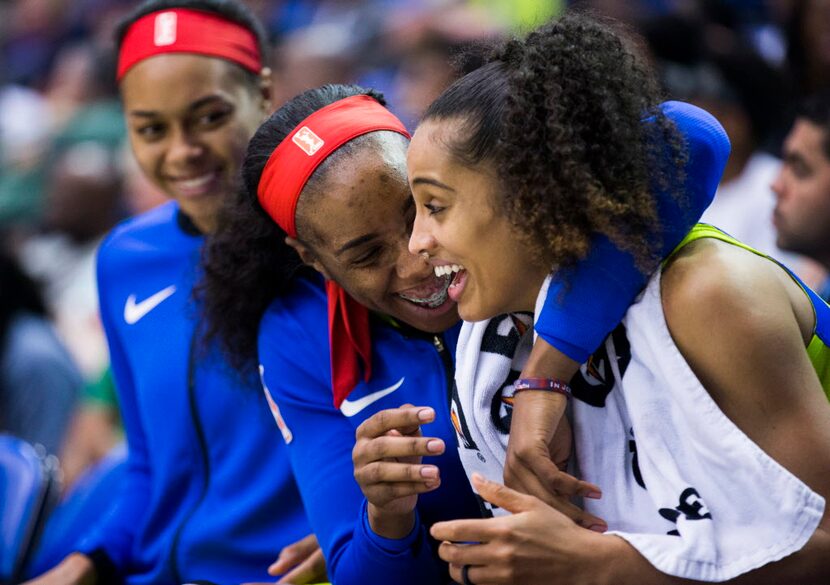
[421,466,438,479]
[426,439,444,452]
[588,523,608,533]
[418,408,435,422]
[586,490,603,499]
[425,479,440,488]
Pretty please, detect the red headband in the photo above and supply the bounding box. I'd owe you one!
[257,95,410,408]
[117,8,261,81]
[257,95,410,237]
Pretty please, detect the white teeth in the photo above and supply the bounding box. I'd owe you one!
[433,264,465,278]
[177,173,214,189]
[398,277,452,308]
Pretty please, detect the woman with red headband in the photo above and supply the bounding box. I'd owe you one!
[25,2,321,584]
[200,72,727,581]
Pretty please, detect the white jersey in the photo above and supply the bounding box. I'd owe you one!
[452,272,824,582]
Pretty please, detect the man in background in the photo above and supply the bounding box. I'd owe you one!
[772,91,830,300]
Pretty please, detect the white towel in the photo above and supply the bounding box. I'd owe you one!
[452,273,825,581]
[452,312,533,517]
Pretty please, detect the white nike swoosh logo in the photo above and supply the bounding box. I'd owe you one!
[340,377,405,417]
[124,285,177,324]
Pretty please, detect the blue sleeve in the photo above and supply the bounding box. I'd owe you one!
[76,241,151,573]
[258,296,448,585]
[535,101,731,361]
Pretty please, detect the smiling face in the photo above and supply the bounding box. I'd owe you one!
[772,118,830,266]
[296,132,460,333]
[407,118,549,322]
[120,53,268,233]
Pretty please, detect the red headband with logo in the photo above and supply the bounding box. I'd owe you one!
[257,95,411,408]
[117,8,261,81]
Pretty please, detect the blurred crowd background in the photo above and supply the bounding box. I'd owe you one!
[1,0,829,491]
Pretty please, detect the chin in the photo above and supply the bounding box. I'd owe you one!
[457,302,498,324]
[390,297,460,333]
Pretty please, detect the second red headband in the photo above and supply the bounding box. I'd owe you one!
[256,94,411,237]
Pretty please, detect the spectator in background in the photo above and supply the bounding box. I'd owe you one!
[0,239,81,456]
[786,0,830,98]
[773,92,830,300]
[0,84,51,227]
[387,3,502,126]
[17,101,129,489]
[21,106,126,381]
[643,14,806,266]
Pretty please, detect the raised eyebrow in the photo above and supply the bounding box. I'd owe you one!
[411,177,455,191]
[335,233,379,257]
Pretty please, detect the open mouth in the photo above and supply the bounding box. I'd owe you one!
[397,273,453,309]
[434,263,467,301]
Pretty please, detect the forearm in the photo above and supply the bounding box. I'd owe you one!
[522,336,580,379]
[368,504,416,539]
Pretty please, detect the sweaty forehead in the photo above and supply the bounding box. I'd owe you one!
[298,136,410,248]
[120,53,250,112]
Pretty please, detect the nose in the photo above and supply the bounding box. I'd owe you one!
[408,208,438,258]
[167,126,204,167]
[770,170,786,201]
[396,237,431,281]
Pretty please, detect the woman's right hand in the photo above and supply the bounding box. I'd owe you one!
[352,405,445,538]
[505,390,607,532]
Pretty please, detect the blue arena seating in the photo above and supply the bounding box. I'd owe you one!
[0,435,60,584]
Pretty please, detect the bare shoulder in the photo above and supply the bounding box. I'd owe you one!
[659,238,830,462]
[661,237,816,344]
[661,238,791,329]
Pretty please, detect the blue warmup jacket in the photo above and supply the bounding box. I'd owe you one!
[536,101,730,361]
[79,203,310,585]
[259,277,481,585]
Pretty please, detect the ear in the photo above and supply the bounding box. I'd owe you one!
[285,236,333,280]
[258,67,273,115]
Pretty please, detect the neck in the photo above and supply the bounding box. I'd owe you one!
[518,265,551,314]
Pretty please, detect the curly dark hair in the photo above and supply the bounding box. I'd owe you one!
[423,12,685,273]
[199,84,387,375]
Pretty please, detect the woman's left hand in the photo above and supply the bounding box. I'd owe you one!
[252,533,327,584]
[431,474,612,585]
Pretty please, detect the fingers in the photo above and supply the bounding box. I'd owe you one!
[503,455,606,531]
[355,406,435,440]
[447,563,498,585]
[363,479,442,506]
[430,516,506,544]
[505,441,602,499]
[353,435,445,465]
[268,533,319,576]
[439,541,497,567]
[355,461,440,485]
[275,548,327,584]
[472,474,538,515]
